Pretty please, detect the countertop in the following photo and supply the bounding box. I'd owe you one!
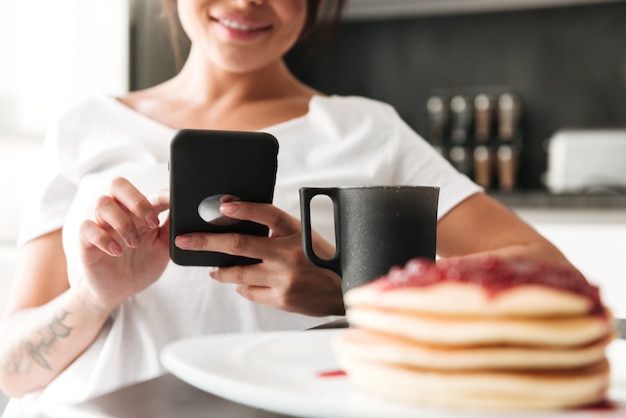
[489,190,626,209]
[490,191,626,224]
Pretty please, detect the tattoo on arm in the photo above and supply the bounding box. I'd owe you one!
[3,310,73,375]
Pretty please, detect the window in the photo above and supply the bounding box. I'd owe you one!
[0,0,129,138]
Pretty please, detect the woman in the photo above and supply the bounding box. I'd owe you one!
[0,0,569,415]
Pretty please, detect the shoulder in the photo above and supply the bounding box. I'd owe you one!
[41,91,153,179]
[42,91,119,154]
[53,90,121,128]
[307,95,404,139]
[311,95,399,121]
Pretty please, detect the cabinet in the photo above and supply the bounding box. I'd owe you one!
[344,0,623,20]
[515,208,626,318]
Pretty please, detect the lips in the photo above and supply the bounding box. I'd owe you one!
[211,16,271,34]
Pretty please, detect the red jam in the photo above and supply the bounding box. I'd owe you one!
[316,369,347,378]
[378,255,601,306]
[574,399,617,411]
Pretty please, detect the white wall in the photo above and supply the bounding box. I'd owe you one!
[0,0,130,317]
[0,0,17,132]
[0,0,130,136]
[0,139,39,325]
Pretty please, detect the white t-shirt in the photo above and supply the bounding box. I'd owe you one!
[5,92,481,416]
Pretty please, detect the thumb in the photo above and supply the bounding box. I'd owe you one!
[149,189,170,213]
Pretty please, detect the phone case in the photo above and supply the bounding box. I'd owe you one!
[169,129,279,266]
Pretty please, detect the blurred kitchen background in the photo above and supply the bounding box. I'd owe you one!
[131,0,626,194]
[1,0,626,409]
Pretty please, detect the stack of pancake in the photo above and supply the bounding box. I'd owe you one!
[333,256,615,410]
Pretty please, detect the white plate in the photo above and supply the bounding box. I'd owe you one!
[161,329,626,418]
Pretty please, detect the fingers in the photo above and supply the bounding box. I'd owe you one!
[175,230,269,261]
[93,195,143,248]
[85,177,161,252]
[108,177,160,229]
[219,201,300,237]
[209,264,282,287]
[211,260,345,316]
[174,201,306,262]
[235,285,277,307]
[79,219,123,258]
[210,268,289,311]
[148,188,170,214]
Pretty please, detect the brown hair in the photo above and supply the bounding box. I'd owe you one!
[160,0,346,68]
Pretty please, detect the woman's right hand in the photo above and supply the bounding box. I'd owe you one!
[77,177,171,311]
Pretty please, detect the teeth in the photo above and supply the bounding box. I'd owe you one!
[220,19,257,31]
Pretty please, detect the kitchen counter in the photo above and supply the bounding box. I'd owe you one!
[490,190,626,210]
[490,191,626,318]
[490,191,626,224]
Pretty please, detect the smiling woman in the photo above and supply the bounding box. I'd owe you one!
[0,0,578,416]
[159,0,345,69]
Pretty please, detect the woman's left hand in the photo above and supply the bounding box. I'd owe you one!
[174,201,344,317]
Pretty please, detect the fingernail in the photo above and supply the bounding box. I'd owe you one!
[146,213,159,228]
[109,242,123,256]
[208,266,219,276]
[128,233,141,248]
[220,202,238,215]
[175,235,193,249]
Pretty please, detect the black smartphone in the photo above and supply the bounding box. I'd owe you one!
[169,129,279,266]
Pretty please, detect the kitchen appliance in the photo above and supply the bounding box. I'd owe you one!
[545,129,626,194]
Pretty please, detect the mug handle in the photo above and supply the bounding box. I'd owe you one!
[299,187,342,278]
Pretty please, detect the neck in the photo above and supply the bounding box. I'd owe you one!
[123,46,319,131]
[166,47,311,107]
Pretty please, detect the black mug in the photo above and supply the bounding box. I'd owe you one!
[300,185,440,292]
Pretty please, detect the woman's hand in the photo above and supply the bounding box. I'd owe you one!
[77,177,171,311]
[174,201,344,317]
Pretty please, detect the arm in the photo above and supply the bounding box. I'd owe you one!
[436,192,571,266]
[172,193,571,318]
[0,230,112,398]
[0,178,170,397]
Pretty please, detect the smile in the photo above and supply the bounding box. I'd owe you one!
[217,18,269,32]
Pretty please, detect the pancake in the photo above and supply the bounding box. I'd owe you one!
[333,329,613,370]
[346,306,613,347]
[338,356,610,410]
[345,281,596,317]
[335,255,614,411]
[345,257,601,317]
